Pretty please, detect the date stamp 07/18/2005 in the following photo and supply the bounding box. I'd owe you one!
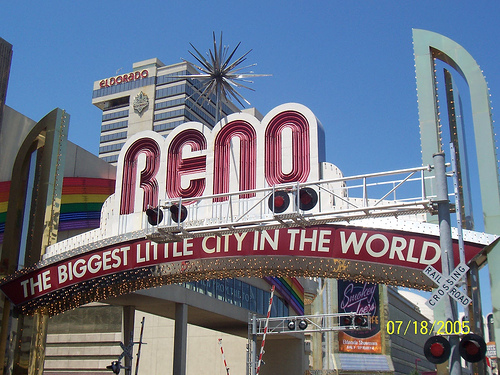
[386,320,470,336]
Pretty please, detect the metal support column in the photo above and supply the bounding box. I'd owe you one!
[434,152,462,375]
[173,303,188,375]
[122,306,135,375]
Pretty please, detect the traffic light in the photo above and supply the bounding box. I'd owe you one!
[354,315,369,328]
[145,207,163,225]
[341,315,353,326]
[169,204,187,223]
[106,361,121,374]
[298,188,318,211]
[298,319,308,330]
[459,333,487,363]
[286,319,308,330]
[424,336,451,364]
[268,190,290,213]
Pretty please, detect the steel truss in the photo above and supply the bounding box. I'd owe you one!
[247,313,371,375]
[252,312,372,335]
[147,165,435,243]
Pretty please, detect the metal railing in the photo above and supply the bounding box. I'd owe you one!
[253,312,372,335]
[147,165,435,243]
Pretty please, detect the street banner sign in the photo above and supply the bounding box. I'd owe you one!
[423,263,471,309]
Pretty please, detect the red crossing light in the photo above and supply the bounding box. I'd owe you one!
[298,188,318,211]
[268,191,290,213]
[341,316,353,326]
[354,315,368,327]
[145,207,163,226]
[169,204,187,223]
[459,333,487,363]
[424,336,451,364]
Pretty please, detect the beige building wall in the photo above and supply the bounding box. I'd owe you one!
[133,310,248,375]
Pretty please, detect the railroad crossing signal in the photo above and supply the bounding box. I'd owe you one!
[424,335,451,364]
[423,263,471,309]
[106,334,133,374]
[118,333,134,361]
[106,361,122,374]
[424,334,487,364]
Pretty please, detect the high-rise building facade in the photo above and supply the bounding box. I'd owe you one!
[92,58,240,164]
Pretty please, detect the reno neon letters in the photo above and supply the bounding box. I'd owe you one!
[116,104,324,215]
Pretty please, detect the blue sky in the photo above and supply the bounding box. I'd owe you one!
[1,1,499,314]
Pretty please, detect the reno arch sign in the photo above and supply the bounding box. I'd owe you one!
[0,103,495,314]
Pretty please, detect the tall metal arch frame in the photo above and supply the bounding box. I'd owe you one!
[413,28,500,359]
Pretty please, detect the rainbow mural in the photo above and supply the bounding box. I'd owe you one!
[0,178,115,243]
[59,177,115,231]
[0,181,9,244]
[265,276,304,315]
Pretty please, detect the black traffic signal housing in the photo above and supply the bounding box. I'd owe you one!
[424,335,451,364]
[286,319,308,330]
[106,360,121,374]
[424,334,487,364]
[298,187,318,211]
[298,319,308,330]
[268,190,290,213]
[341,314,368,328]
[459,333,487,363]
[354,315,369,328]
[341,315,353,327]
[268,187,318,213]
[146,207,163,226]
[169,204,187,223]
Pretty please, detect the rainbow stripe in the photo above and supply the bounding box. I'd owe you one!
[0,177,115,242]
[0,181,10,243]
[59,177,115,231]
[265,276,304,315]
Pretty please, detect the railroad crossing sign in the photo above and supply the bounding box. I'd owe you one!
[423,263,471,309]
[118,333,134,361]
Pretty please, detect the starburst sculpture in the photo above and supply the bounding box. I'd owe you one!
[183,32,270,123]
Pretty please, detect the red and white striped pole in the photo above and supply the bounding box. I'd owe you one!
[218,338,230,375]
[255,285,275,375]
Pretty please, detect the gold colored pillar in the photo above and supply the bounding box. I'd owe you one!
[0,109,69,375]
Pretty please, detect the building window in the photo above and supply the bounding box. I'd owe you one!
[156,70,189,85]
[100,131,127,143]
[153,120,184,132]
[99,142,125,154]
[102,120,128,132]
[154,108,186,121]
[103,96,129,110]
[101,155,119,163]
[181,279,289,317]
[102,109,129,121]
[48,305,122,334]
[156,83,187,100]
